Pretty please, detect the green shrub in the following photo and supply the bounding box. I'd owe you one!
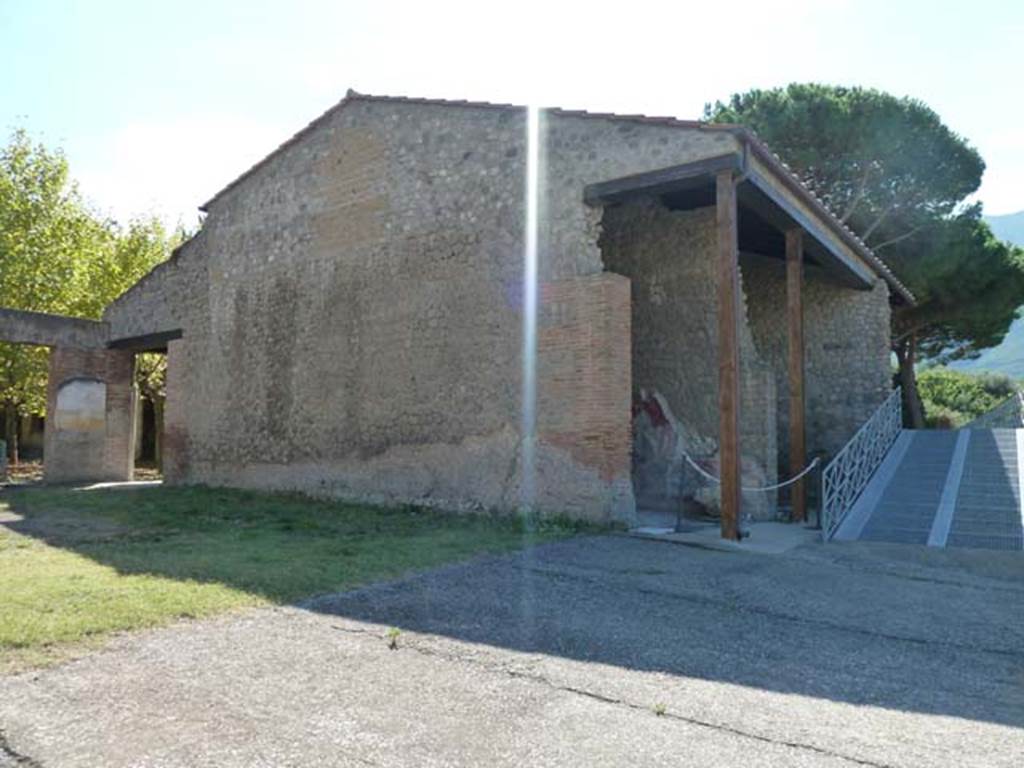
[974,372,1016,400]
[923,403,963,429]
[918,367,1019,427]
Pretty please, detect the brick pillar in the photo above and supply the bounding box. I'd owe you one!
[535,273,633,523]
[44,346,135,483]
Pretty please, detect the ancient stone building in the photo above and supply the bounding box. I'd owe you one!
[0,92,911,535]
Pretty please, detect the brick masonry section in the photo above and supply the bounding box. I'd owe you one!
[536,273,634,520]
[44,346,135,483]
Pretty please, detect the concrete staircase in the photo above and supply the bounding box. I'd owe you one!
[834,428,1024,551]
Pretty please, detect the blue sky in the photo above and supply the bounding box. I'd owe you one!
[2,0,1021,227]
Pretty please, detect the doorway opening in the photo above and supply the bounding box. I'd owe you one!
[133,351,167,481]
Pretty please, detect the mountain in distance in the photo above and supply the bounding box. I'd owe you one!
[950,210,1024,378]
[986,210,1024,245]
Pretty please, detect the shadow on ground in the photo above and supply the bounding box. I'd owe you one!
[3,484,1023,730]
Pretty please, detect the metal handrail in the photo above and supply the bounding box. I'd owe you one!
[821,387,903,540]
[963,391,1024,429]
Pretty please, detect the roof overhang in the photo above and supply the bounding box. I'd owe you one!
[584,153,744,206]
[584,147,914,304]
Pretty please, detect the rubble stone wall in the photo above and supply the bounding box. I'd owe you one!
[600,200,778,519]
[741,255,893,463]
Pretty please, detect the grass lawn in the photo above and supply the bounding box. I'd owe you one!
[0,485,582,673]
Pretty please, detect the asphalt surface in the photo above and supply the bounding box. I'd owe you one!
[1,535,1022,767]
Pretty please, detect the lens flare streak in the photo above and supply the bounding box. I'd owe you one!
[520,105,540,512]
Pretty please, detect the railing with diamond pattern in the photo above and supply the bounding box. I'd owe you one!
[821,388,903,540]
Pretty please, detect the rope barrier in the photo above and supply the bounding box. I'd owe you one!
[682,452,820,492]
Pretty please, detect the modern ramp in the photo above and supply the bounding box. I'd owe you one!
[948,429,1023,550]
[834,428,1024,551]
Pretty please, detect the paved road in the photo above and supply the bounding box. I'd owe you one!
[1,535,1022,767]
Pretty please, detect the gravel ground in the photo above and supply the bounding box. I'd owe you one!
[1,535,1022,767]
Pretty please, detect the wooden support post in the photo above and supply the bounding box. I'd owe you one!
[716,170,741,540]
[786,229,807,522]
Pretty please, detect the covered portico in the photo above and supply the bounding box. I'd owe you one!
[586,138,912,540]
[0,307,182,483]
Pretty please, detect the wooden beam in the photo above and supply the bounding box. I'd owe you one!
[786,229,807,523]
[583,152,742,206]
[108,329,183,352]
[716,170,741,541]
[740,169,876,289]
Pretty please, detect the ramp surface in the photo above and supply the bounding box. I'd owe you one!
[835,429,1024,551]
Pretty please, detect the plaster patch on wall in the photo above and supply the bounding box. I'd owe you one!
[55,378,107,432]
